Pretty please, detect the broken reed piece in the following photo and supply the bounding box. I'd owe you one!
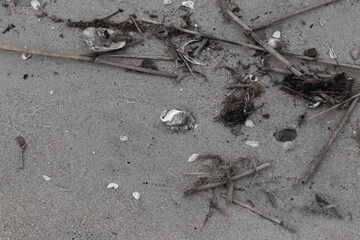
[0,44,178,79]
[227,11,302,77]
[282,52,360,71]
[15,136,26,169]
[251,0,342,31]
[184,162,271,196]
[108,54,175,61]
[220,194,296,232]
[260,67,333,78]
[225,83,252,89]
[308,91,360,120]
[301,95,360,183]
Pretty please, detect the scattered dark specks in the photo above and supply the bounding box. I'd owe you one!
[273,128,297,142]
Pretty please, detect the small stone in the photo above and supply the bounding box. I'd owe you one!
[120,136,128,142]
[272,31,281,39]
[182,1,194,9]
[42,175,51,181]
[49,90,54,95]
[273,128,297,142]
[188,153,199,163]
[246,141,259,147]
[164,0,172,5]
[283,141,295,151]
[350,48,360,60]
[132,191,140,200]
[319,18,326,27]
[304,48,318,58]
[31,0,41,10]
[267,38,285,49]
[107,183,119,189]
[21,53,32,60]
[245,119,255,128]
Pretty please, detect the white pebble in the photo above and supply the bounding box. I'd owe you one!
[132,191,140,200]
[188,153,199,163]
[21,53,32,60]
[31,0,41,10]
[42,175,51,181]
[120,136,128,142]
[182,1,194,9]
[164,0,172,5]
[246,141,259,148]
[107,183,118,189]
[283,141,295,151]
[272,31,281,39]
[49,90,54,95]
[245,119,255,128]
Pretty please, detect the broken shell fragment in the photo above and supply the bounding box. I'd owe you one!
[245,119,255,128]
[245,141,259,148]
[164,0,172,5]
[120,136,128,142]
[83,27,126,52]
[182,1,194,9]
[283,141,295,151]
[107,183,119,189]
[249,74,258,82]
[42,175,51,181]
[350,48,360,60]
[21,53,32,60]
[132,191,140,200]
[188,153,199,163]
[160,109,196,131]
[306,99,322,108]
[272,31,281,39]
[31,0,41,10]
[267,38,284,49]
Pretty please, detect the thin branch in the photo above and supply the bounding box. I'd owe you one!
[108,54,175,61]
[227,11,303,77]
[252,0,341,31]
[260,66,333,78]
[94,58,178,78]
[302,95,360,183]
[308,91,360,120]
[184,162,271,195]
[225,84,251,89]
[130,15,144,35]
[220,194,296,232]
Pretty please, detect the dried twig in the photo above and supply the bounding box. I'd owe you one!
[194,38,208,56]
[252,0,341,31]
[0,44,178,79]
[227,11,302,77]
[184,162,271,195]
[308,91,360,120]
[302,95,360,183]
[226,182,234,205]
[220,194,296,232]
[108,54,175,61]
[225,83,251,89]
[130,15,144,35]
[260,67,333,78]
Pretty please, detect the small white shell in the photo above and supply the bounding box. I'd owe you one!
[268,38,282,48]
[188,153,199,163]
[272,31,281,39]
[249,74,258,82]
[164,0,172,5]
[182,1,194,9]
[160,109,196,131]
[329,46,337,59]
[83,27,126,53]
[21,53,32,60]
[132,191,140,200]
[283,141,295,151]
[246,141,259,148]
[120,136,128,142]
[42,175,51,181]
[107,183,118,189]
[49,90,54,95]
[245,119,255,128]
[31,0,41,10]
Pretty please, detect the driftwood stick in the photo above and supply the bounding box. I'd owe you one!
[301,96,360,183]
[108,54,175,61]
[282,52,360,71]
[227,11,302,77]
[141,18,264,51]
[308,91,360,120]
[0,44,178,79]
[252,0,341,31]
[220,194,296,232]
[94,58,178,78]
[184,162,271,195]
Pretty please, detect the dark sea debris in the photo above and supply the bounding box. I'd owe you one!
[302,194,343,219]
[216,84,263,127]
[281,72,353,104]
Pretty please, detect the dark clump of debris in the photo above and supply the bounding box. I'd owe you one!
[273,128,297,142]
[216,84,263,127]
[281,73,353,104]
[302,194,343,219]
